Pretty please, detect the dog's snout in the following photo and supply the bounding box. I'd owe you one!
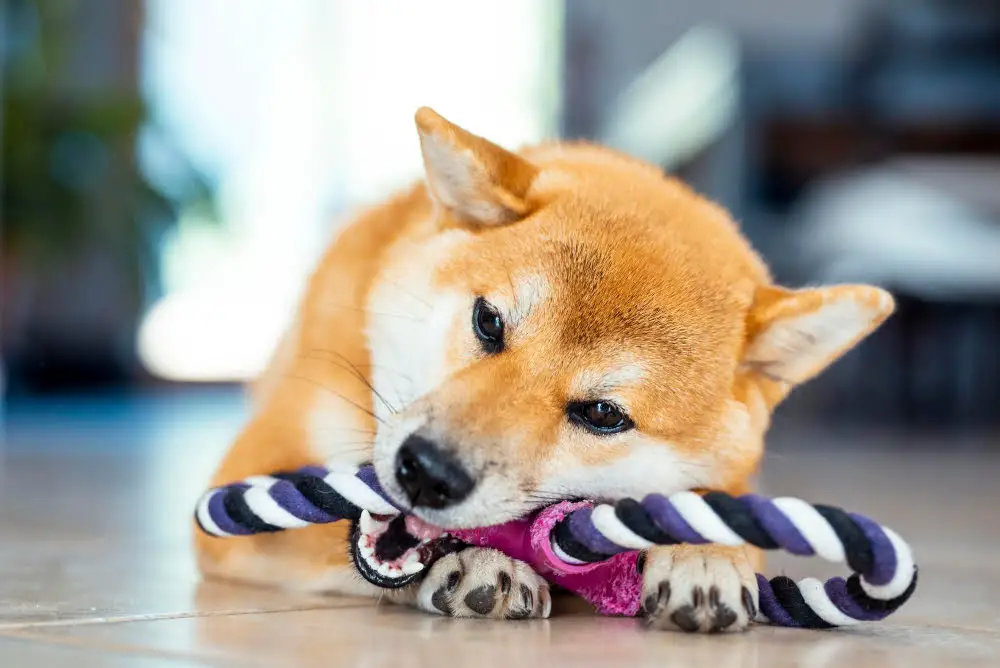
[395,435,475,509]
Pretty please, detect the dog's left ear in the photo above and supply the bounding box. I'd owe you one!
[415,107,538,226]
[743,284,894,390]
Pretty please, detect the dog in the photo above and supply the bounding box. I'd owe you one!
[195,107,893,632]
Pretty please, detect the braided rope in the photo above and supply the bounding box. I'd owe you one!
[549,493,917,627]
[195,465,917,629]
[195,464,396,537]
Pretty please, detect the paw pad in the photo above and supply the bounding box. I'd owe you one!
[463,585,497,615]
[641,549,757,633]
[670,606,701,632]
[417,547,550,620]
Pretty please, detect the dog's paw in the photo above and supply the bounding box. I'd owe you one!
[416,547,551,620]
[640,545,758,633]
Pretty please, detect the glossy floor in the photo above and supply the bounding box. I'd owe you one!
[2,389,999,667]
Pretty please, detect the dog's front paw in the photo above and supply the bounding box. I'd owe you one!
[416,547,551,620]
[640,545,758,633]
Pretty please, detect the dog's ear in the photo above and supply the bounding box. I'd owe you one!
[415,107,538,226]
[743,284,894,393]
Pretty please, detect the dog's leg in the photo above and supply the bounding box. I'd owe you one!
[194,378,385,598]
[408,547,551,619]
[640,544,760,633]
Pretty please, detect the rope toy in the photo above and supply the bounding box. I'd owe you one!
[195,464,917,628]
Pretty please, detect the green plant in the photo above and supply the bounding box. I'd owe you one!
[1,0,214,300]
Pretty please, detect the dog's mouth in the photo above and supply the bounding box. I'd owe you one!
[350,510,467,589]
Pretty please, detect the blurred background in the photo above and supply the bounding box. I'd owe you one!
[3,0,1000,446]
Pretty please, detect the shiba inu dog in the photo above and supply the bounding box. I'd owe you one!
[195,107,893,632]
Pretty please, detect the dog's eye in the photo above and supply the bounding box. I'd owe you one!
[567,401,634,434]
[472,297,504,354]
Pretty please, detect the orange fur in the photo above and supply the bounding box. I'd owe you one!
[196,107,892,599]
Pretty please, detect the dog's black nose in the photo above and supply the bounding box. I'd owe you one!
[395,435,475,509]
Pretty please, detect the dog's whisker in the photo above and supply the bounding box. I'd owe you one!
[317,441,376,447]
[304,347,414,385]
[297,350,400,416]
[346,362,414,379]
[309,427,378,435]
[283,373,388,426]
[305,348,415,411]
[373,271,434,311]
[323,445,377,454]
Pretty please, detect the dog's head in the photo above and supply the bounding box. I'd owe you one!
[368,108,893,531]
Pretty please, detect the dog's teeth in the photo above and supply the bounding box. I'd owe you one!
[360,543,375,559]
[359,510,382,535]
[401,560,425,575]
[359,510,373,534]
[376,562,394,578]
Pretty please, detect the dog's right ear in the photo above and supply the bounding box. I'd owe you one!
[741,284,894,407]
[415,107,538,226]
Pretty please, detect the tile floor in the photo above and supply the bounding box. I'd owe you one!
[2,388,998,666]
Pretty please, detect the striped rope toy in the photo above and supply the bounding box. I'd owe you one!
[195,464,917,628]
